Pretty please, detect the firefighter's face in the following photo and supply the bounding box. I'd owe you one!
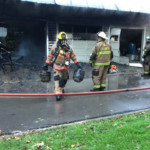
[61,39,67,45]
[97,37,102,42]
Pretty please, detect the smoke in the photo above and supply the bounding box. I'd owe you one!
[17,39,30,57]
[16,38,45,64]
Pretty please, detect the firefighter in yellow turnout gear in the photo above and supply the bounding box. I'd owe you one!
[89,31,112,91]
[143,37,150,76]
[44,32,81,101]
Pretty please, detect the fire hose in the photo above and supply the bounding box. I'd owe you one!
[0,86,150,96]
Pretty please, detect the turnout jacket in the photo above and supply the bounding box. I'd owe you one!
[89,41,112,66]
[46,43,78,70]
[143,43,150,57]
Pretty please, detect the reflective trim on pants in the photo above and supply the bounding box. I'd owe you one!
[94,85,100,89]
[101,84,106,87]
[144,72,149,74]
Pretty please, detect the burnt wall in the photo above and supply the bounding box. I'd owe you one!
[0,0,150,27]
[0,20,46,65]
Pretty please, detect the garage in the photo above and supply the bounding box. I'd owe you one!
[110,28,144,64]
[120,29,143,62]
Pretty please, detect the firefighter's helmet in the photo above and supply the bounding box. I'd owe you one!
[97,31,107,40]
[146,36,150,40]
[146,36,150,43]
[58,32,68,40]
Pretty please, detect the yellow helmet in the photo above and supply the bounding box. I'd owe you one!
[58,32,68,40]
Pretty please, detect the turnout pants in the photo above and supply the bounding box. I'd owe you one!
[53,69,69,94]
[144,56,150,75]
[92,65,109,89]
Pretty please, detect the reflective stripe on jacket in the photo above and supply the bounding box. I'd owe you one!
[144,43,150,57]
[46,43,78,70]
[53,64,70,70]
[89,41,112,66]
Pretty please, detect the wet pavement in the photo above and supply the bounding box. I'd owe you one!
[0,73,150,135]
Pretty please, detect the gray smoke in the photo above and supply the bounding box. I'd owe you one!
[16,39,45,64]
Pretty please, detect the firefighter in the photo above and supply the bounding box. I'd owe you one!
[89,31,112,91]
[143,37,150,76]
[44,32,81,101]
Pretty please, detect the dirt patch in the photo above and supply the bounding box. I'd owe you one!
[0,62,144,93]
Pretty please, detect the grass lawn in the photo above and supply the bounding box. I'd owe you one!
[0,110,150,150]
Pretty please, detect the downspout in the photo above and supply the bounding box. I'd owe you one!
[56,22,59,41]
[107,26,111,44]
[141,27,146,61]
[46,21,49,57]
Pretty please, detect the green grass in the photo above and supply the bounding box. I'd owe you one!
[1,111,150,150]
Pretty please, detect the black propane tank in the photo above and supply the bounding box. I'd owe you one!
[40,70,51,82]
[73,68,85,83]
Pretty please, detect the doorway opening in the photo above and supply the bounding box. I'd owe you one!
[120,29,142,62]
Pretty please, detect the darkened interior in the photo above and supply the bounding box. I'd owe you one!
[0,21,46,64]
[120,29,142,61]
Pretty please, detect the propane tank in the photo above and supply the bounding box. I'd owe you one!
[73,68,85,83]
[40,70,51,82]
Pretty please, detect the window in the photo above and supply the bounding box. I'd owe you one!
[87,26,102,33]
[59,24,72,33]
[58,24,102,40]
[110,35,119,41]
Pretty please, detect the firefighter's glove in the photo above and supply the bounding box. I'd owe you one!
[76,62,82,69]
[42,63,49,71]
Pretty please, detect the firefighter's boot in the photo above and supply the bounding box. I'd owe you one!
[141,73,149,77]
[99,87,105,91]
[56,95,62,101]
[90,88,100,92]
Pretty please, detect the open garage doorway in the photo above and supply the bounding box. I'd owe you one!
[120,29,142,62]
[15,21,46,64]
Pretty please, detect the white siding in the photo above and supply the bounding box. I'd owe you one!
[72,40,96,63]
[146,26,150,38]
